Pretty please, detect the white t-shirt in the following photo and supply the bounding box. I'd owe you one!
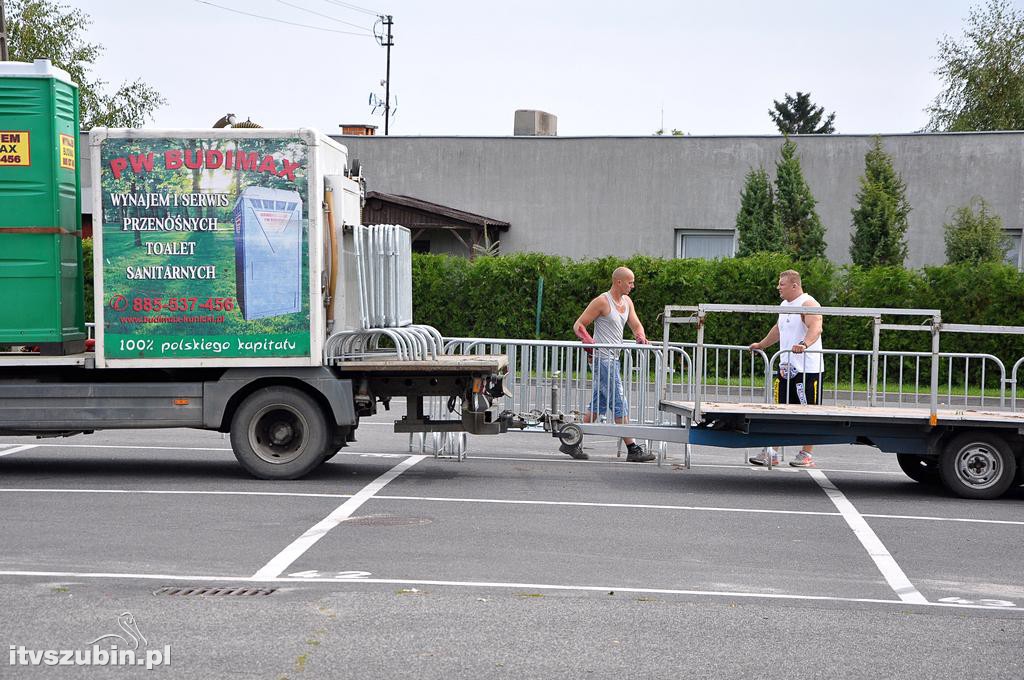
[778,293,823,374]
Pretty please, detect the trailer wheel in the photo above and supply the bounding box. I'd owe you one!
[938,432,1017,500]
[556,423,583,447]
[896,454,940,484]
[231,387,329,480]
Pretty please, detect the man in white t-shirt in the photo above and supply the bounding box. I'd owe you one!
[747,269,823,468]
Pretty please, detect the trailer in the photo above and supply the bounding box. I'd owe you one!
[0,60,508,480]
[532,304,1024,500]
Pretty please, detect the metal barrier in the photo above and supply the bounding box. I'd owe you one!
[410,307,1023,460]
[666,304,1024,422]
[355,224,413,328]
[324,324,443,363]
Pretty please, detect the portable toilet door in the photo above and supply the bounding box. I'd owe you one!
[233,186,303,320]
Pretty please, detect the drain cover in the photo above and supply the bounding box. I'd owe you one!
[343,514,432,527]
[154,586,276,597]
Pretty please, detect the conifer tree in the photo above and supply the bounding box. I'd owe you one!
[735,168,783,256]
[774,138,827,260]
[944,197,1012,264]
[849,138,911,267]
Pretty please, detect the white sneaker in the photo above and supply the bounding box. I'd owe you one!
[789,451,816,468]
[749,447,781,466]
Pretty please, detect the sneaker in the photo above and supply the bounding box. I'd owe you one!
[789,451,816,468]
[559,442,588,460]
[749,447,781,466]
[625,443,655,462]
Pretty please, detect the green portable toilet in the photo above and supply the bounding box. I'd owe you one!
[0,59,85,354]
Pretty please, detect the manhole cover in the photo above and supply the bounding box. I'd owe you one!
[153,586,276,597]
[344,514,432,527]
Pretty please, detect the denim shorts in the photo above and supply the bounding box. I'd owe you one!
[588,357,628,418]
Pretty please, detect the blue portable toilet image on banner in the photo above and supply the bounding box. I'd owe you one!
[233,186,304,320]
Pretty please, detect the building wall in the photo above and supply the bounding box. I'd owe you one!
[334,133,1024,268]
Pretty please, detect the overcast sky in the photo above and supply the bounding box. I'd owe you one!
[66,0,992,136]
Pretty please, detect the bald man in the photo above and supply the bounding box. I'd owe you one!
[563,267,654,462]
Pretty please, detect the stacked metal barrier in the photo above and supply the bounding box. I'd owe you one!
[324,224,432,364]
[324,325,443,363]
[355,224,413,329]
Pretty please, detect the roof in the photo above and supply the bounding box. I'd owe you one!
[365,191,510,231]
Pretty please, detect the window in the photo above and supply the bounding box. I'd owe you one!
[1005,229,1023,270]
[675,229,736,260]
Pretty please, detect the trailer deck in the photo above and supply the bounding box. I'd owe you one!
[661,400,1024,429]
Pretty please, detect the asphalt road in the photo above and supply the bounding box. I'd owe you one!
[0,401,1022,679]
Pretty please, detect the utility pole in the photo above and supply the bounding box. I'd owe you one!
[376,14,394,135]
[0,0,9,62]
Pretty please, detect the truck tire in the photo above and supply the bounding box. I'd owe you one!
[230,387,329,480]
[896,453,940,484]
[937,431,1017,500]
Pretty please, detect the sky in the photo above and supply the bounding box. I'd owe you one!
[62,0,996,136]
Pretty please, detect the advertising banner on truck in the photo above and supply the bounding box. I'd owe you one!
[96,135,312,361]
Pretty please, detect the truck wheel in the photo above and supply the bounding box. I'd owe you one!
[231,387,329,480]
[938,432,1017,500]
[321,428,352,464]
[896,453,940,484]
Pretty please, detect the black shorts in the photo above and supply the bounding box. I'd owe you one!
[773,372,822,405]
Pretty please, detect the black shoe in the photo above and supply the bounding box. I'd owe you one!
[625,443,654,462]
[559,442,588,460]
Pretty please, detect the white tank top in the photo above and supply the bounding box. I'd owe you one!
[593,292,628,359]
[778,293,823,374]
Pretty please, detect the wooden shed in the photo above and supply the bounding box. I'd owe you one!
[362,191,510,258]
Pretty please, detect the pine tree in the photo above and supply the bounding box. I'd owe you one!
[849,138,911,267]
[774,138,827,260]
[944,197,1012,263]
[735,168,783,256]
[769,92,837,134]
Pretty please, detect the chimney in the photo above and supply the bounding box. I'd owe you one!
[514,110,557,136]
[340,123,378,136]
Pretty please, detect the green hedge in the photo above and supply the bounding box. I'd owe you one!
[83,240,1024,363]
[412,252,1024,364]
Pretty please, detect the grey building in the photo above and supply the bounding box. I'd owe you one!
[79,131,1024,269]
[333,132,1024,269]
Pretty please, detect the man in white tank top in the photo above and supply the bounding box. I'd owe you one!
[747,269,824,468]
[565,267,654,462]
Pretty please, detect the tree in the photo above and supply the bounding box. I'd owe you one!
[7,0,164,128]
[774,138,827,260]
[943,197,1012,264]
[735,167,783,256]
[769,91,836,134]
[849,137,911,267]
[926,0,1024,131]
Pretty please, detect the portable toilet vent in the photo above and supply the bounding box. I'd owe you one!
[233,186,303,320]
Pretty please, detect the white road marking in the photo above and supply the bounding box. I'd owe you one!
[808,469,928,604]
[0,569,1017,613]
[250,455,426,580]
[0,445,37,458]
[0,487,1021,526]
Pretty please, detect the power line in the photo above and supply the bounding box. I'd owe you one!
[274,0,373,33]
[321,0,382,17]
[194,0,373,36]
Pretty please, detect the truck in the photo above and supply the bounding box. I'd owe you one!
[0,60,508,480]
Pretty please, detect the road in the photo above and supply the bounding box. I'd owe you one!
[1,401,1022,679]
